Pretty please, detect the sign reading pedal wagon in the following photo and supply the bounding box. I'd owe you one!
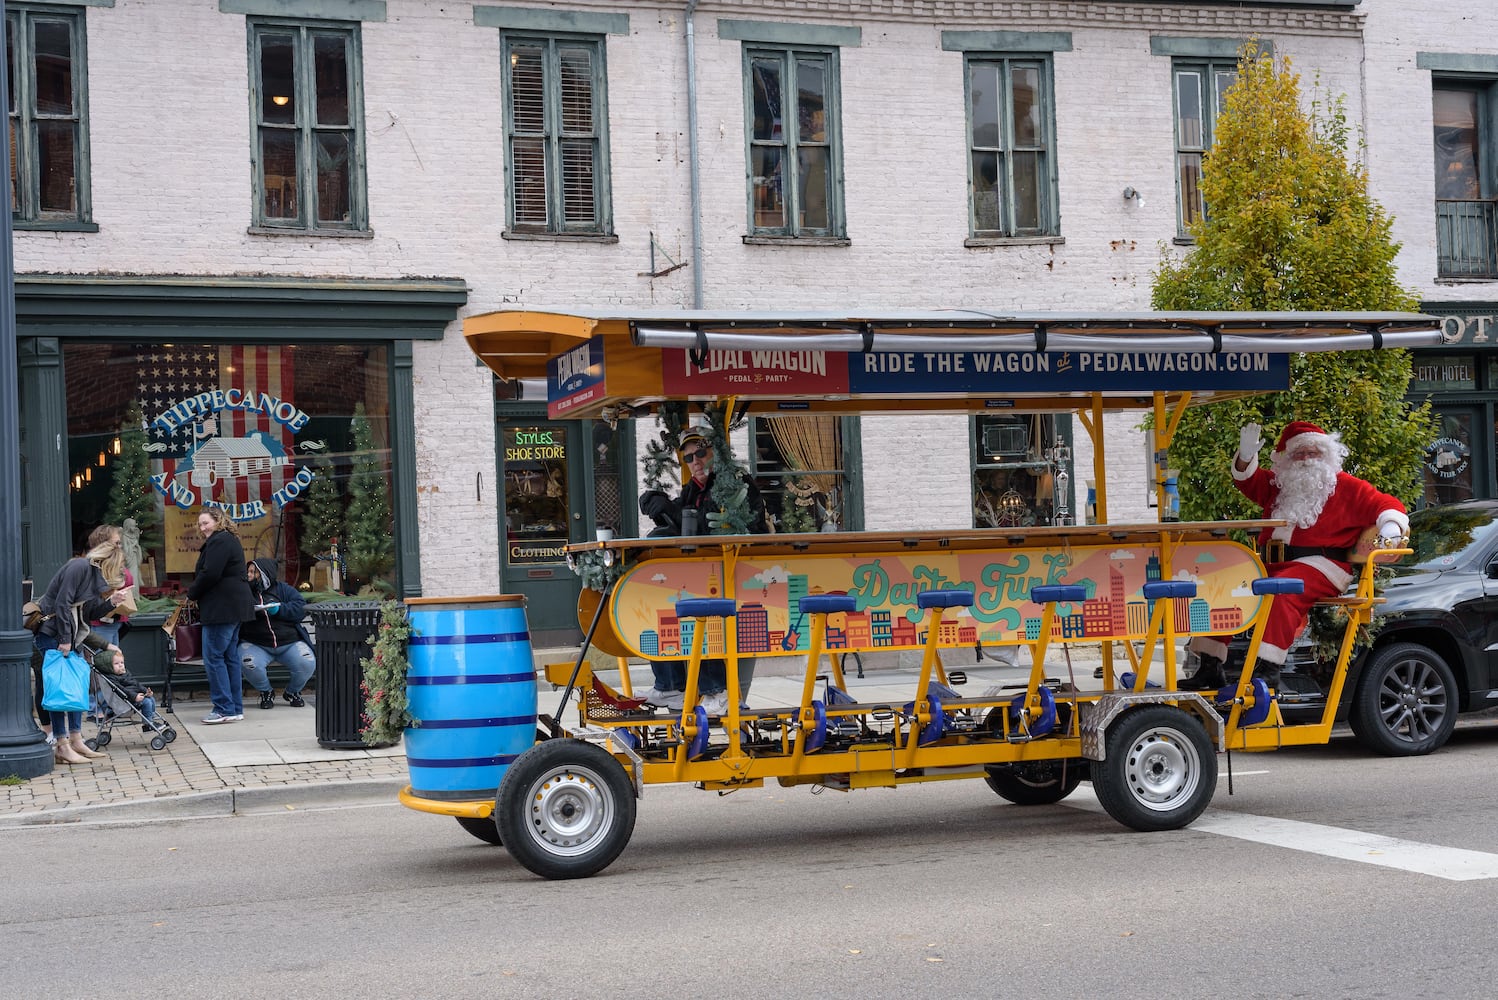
[402,595,538,802]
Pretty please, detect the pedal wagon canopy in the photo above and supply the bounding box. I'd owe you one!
[464,308,1444,419]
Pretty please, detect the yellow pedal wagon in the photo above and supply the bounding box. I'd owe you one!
[400,308,1437,879]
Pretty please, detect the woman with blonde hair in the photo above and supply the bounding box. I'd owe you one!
[186,507,254,724]
[33,538,132,764]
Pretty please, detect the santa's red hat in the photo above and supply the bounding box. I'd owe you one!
[1275,421,1336,454]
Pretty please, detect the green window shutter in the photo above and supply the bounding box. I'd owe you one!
[742,44,843,239]
[9,4,95,230]
[248,17,368,233]
[502,32,612,236]
[964,54,1058,239]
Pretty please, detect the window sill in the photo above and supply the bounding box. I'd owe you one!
[247,226,374,239]
[502,230,619,243]
[1172,236,1195,246]
[14,220,99,233]
[964,235,1065,248]
[1435,275,1498,285]
[742,235,851,247]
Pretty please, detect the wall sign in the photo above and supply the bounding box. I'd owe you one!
[1424,436,1471,481]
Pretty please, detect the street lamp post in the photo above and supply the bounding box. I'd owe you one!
[0,2,55,778]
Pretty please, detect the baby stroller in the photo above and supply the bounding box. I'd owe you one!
[87,661,178,753]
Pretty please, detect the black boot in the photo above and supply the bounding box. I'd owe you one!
[1180,653,1227,691]
[1249,659,1280,693]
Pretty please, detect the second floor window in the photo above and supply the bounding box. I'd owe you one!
[1433,80,1497,278]
[965,55,1058,239]
[1173,59,1236,235]
[745,45,843,238]
[7,4,90,227]
[250,19,366,232]
[503,33,611,236]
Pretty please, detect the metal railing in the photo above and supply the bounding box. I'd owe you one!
[1437,199,1498,278]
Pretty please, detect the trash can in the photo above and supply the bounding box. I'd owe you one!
[308,602,385,749]
[118,612,171,688]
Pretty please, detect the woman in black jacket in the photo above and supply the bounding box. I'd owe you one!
[186,507,254,724]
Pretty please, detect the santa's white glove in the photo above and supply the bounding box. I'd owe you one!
[1378,521,1405,544]
[1238,423,1263,462]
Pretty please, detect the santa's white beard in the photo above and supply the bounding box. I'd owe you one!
[1270,453,1340,528]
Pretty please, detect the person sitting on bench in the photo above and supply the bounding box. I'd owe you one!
[239,558,315,710]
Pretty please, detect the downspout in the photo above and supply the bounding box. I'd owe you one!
[684,0,704,307]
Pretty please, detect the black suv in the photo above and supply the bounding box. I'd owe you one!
[1275,499,1498,756]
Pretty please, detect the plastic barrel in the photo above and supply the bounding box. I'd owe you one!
[403,595,537,801]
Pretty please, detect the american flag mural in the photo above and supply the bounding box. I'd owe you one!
[141,345,304,518]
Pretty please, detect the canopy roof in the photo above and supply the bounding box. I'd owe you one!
[465,308,1443,418]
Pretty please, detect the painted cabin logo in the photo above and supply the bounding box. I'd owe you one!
[145,388,322,521]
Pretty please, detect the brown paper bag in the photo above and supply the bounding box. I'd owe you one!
[105,586,139,619]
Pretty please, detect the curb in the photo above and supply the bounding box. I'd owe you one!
[0,778,405,828]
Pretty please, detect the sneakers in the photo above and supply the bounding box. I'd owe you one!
[202,712,230,724]
[224,713,244,722]
[638,686,684,709]
[699,691,730,716]
[258,690,275,710]
[283,689,306,708]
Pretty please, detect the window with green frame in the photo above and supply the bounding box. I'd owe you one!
[502,32,612,236]
[964,54,1058,238]
[248,18,367,232]
[748,415,851,532]
[6,3,91,228]
[744,45,843,238]
[1172,59,1236,236]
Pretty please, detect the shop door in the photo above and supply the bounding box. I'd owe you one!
[499,419,589,645]
[1421,406,1483,507]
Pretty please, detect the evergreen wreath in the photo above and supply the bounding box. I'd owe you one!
[359,600,417,746]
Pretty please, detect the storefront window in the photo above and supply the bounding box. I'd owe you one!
[972,414,1065,527]
[61,341,394,596]
[750,415,845,532]
[1410,354,1476,393]
[1423,410,1475,506]
[503,425,570,564]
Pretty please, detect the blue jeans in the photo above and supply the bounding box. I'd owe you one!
[239,640,315,695]
[201,622,243,716]
[698,658,756,697]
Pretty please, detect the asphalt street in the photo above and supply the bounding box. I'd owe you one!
[5,722,1498,1000]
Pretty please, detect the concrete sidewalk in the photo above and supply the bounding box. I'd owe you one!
[0,642,1121,828]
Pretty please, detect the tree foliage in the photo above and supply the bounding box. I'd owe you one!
[105,399,161,550]
[343,402,395,592]
[1151,45,1434,520]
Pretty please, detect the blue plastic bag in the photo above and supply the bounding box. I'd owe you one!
[41,648,91,712]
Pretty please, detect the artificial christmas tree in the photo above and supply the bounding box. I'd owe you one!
[343,403,395,595]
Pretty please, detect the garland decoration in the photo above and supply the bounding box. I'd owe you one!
[359,600,417,746]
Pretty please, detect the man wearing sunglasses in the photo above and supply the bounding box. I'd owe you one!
[637,429,768,713]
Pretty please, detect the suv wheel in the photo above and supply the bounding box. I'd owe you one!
[1349,642,1458,756]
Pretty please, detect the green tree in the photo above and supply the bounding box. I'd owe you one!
[298,457,344,561]
[1152,45,1434,520]
[344,403,395,593]
[104,399,160,549]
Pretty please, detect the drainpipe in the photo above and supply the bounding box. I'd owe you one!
[684,0,704,307]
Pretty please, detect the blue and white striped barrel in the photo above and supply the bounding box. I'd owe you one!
[403,595,537,802]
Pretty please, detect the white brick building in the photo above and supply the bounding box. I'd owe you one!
[12,0,1494,639]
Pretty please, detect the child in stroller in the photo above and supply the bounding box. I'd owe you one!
[88,648,178,752]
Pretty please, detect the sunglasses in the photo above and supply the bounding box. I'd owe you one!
[681,448,710,462]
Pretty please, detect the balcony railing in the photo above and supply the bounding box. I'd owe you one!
[1437,199,1498,278]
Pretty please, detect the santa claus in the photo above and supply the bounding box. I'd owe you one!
[1181,420,1409,693]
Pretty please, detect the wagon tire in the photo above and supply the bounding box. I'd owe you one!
[455,815,503,846]
[496,738,636,880]
[983,759,1086,805]
[1092,706,1216,832]
[1349,642,1458,757]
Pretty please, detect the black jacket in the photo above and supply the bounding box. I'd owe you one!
[186,530,255,625]
[640,471,768,535]
[240,557,312,649]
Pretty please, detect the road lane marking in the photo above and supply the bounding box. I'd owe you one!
[1066,784,1498,881]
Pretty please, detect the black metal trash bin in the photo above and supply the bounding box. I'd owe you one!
[308,602,384,749]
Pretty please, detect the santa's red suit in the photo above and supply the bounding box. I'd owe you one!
[1199,421,1409,666]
